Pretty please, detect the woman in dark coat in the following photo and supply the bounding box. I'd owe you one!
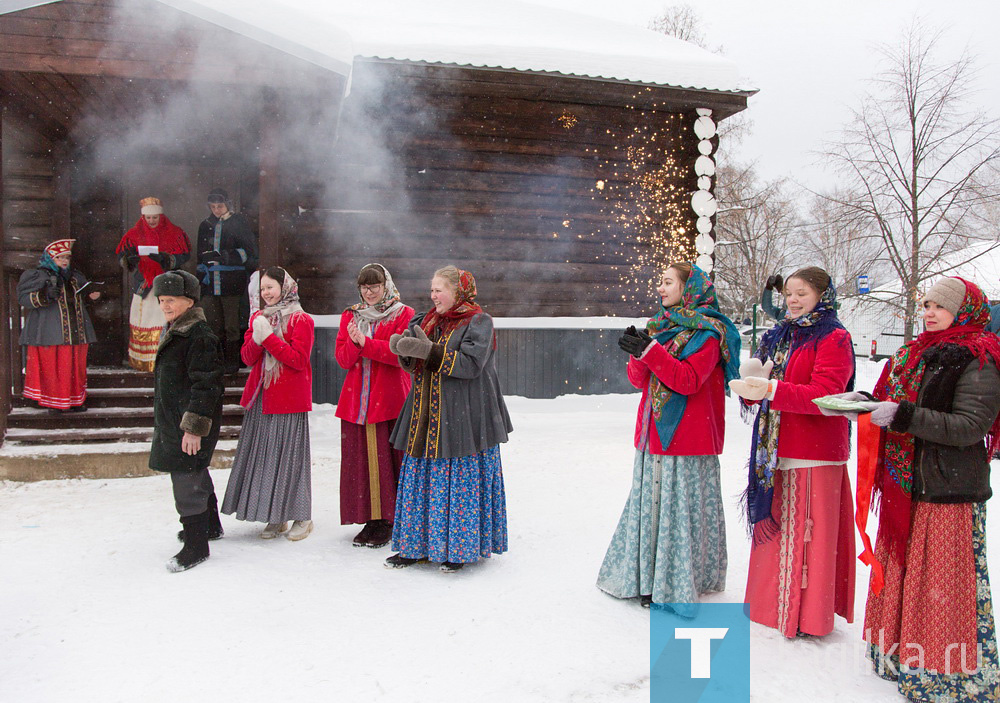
[150,270,224,573]
[827,276,1000,701]
[17,238,99,411]
[385,265,512,573]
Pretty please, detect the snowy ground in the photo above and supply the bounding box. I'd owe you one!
[1,357,994,702]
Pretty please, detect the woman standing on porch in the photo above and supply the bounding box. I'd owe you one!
[17,239,100,411]
[116,196,190,372]
[730,266,856,638]
[335,264,414,548]
[222,266,315,541]
[596,262,740,610]
[385,265,511,573]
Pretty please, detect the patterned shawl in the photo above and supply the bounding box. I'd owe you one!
[743,282,855,535]
[871,277,1000,553]
[259,269,305,389]
[419,269,484,338]
[116,215,190,287]
[348,263,406,335]
[644,264,741,449]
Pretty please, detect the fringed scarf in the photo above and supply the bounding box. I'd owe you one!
[116,215,190,288]
[743,282,855,539]
[644,264,741,449]
[415,269,494,373]
[348,263,406,335]
[871,277,1000,558]
[259,269,305,389]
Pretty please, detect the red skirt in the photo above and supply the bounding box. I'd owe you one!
[340,419,403,524]
[23,344,88,409]
[865,501,979,674]
[744,464,856,637]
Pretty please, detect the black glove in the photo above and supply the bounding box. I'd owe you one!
[618,326,654,358]
[765,274,783,291]
[45,275,62,300]
[121,246,140,268]
[149,253,170,271]
[201,250,223,265]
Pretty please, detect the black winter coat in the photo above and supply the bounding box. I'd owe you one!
[890,344,1000,503]
[150,307,224,472]
[196,212,258,296]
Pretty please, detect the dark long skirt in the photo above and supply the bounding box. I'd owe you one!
[340,419,403,524]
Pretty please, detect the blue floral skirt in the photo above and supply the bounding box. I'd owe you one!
[596,451,727,608]
[391,446,508,563]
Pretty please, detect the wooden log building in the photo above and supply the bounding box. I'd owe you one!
[0,0,752,447]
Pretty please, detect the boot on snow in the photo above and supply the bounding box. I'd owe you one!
[167,512,210,573]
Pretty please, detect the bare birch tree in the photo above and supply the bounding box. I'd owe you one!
[824,22,1000,341]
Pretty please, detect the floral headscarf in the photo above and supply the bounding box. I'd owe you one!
[419,269,484,339]
[743,280,855,535]
[643,264,741,450]
[259,268,305,388]
[348,263,405,335]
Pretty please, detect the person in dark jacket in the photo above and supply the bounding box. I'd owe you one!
[150,270,225,573]
[826,276,1000,702]
[196,188,258,374]
[17,239,100,411]
[385,265,512,573]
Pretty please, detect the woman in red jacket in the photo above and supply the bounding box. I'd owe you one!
[222,266,315,541]
[730,266,856,638]
[335,264,414,548]
[597,262,741,610]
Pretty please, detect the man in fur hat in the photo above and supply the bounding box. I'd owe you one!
[150,269,225,572]
[196,188,258,374]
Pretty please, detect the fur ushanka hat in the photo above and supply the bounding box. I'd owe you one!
[152,270,200,302]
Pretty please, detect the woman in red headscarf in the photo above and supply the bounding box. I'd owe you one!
[826,276,1000,701]
[116,197,190,371]
[383,265,512,573]
[16,239,100,411]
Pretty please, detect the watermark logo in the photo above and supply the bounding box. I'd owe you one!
[650,603,750,703]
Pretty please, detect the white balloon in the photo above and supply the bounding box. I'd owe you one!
[695,233,715,254]
[696,216,713,234]
[696,254,714,272]
[696,108,713,117]
[698,139,714,156]
[694,155,716,177]
[691,190,718,217]
[694,116,717,139]
[697,176,712,191]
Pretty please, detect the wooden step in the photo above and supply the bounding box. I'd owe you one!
[13,386,246,409]
[6,404,246,430]
[85,366,250,389]
[4,425,243,444]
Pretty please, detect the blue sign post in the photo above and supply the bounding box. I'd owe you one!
[858,274,870,294]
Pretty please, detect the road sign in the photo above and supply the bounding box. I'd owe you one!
[857,275,870,294]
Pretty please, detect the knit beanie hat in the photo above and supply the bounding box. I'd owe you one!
[922,277,966,317]
[152,270,200,302]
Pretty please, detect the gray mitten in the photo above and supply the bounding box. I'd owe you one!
[817,391,876,420]
[869,401,900,428]
[395,326,433,359]
[389,328,413,355]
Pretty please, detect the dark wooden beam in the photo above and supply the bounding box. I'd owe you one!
[0,107,10,444]
[257,89,280,269]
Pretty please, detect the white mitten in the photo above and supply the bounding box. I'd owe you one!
[739,358,774,379]
[252,315,273,345]
[728,376,772,401]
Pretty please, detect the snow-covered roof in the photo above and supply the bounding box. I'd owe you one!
[1,0,753,95]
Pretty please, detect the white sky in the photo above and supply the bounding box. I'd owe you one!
[533,0,1000,190]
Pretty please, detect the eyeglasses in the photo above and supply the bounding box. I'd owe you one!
[360,285,383,294]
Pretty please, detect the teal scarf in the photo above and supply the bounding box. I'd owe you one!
[645,265,741,449]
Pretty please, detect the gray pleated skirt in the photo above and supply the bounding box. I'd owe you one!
[222,392,311,523]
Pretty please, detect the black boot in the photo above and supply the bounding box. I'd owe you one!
[367,520,393,549]
[167,512,210,573]
[223,342,241,376]
[176,493,224,542]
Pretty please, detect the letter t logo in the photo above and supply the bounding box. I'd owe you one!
[674,628,729,678]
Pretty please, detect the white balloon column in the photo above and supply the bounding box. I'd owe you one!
[691,108,717,274]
